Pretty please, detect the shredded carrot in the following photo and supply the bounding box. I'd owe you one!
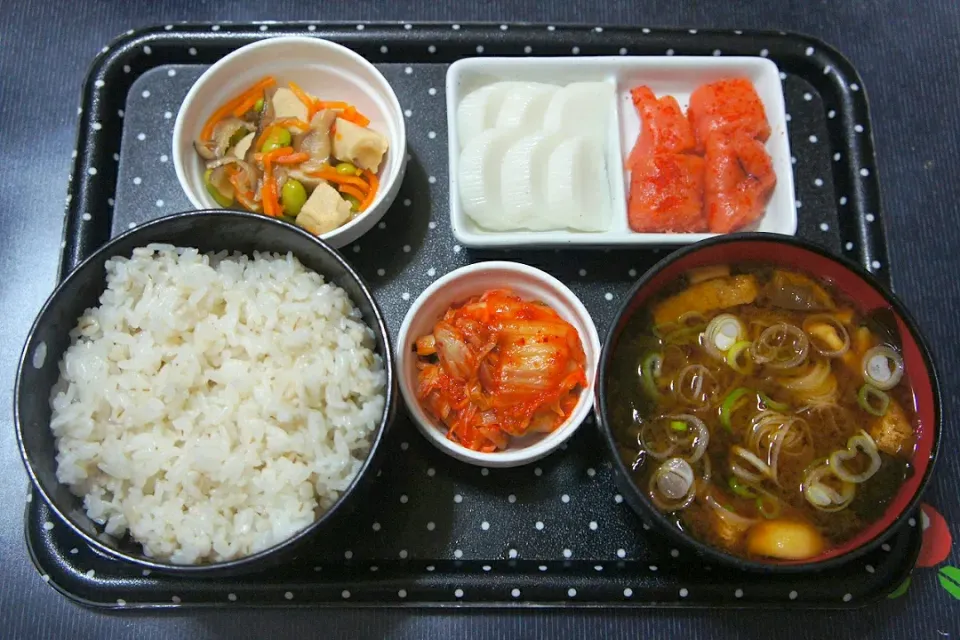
[261,147,292,216]
[307,168,370,192]
[254,149,309,163]
[273,152,310,165]
[226,166,260,212]
[273,117,311,131]
[339,105,371,127]
[316,100,349,110]
[359,169,380,211]
[201,76,276,141]
[338,184,367,202]
[231,91,263,118]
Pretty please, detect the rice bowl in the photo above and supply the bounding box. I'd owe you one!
[49,243,386,564]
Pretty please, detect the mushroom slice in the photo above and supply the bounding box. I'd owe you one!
[296,109,338,170]
[195,117,251,161]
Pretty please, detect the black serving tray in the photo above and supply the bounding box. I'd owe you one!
[28,22,919,610]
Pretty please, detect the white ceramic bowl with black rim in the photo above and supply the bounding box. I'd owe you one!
[173,36,406,249]
[396,261,601,468]
[15,210,397,577]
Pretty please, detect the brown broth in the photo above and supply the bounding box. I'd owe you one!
[608,264,916,560]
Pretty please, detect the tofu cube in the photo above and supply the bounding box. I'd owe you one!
[332,118,388,172]
[295,183,353,235]
[869,398,914,458]
[271,87,309,122]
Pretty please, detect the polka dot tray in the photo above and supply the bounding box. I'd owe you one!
[31,23,917,609]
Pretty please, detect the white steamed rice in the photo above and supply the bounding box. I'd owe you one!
[49,244,386,564]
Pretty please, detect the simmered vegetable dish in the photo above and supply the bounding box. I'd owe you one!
[194,76,389,235]
[607,264,917,561]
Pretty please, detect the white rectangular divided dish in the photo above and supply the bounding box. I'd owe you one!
[446,56,796,248]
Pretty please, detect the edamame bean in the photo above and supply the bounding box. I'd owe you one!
[203,168,234,207]
[335,162,358,176]
[254,98,264,112]
[343,194,361,212]
[260,127,292,153]
[281,179,308,215]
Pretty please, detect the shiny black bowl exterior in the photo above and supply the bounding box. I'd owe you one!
[15,210,397,577]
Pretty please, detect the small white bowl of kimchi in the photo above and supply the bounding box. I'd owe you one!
[397,261,601,467]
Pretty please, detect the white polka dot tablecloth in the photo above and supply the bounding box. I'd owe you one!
[38,23,910,609]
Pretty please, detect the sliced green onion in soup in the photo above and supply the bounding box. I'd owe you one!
[862,345,904,390]
[662,414,710,463]
[651,322,675,340]
[640,352,662,398]
[725,341,754,374]
[757,391,790,412]
[727,476,757,498]
[663,325,704,345]
[730,445,775,483]
[648,457,697,511]
[720,387,753,431]
[857,383,890,416]
[756,493,781,519]
[703,314,745,360]
[752,323,810,370]
[674,364,721,406]
[705,493,759,528]
[829,430,882,483]
[802,459,856,512]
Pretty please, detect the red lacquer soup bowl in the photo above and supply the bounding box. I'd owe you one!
[596,233,941,572]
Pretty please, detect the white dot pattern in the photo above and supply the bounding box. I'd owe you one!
[63,41,891,607]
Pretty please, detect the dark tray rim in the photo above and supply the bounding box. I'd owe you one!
[33,20,914,611]
[24,498,920,612]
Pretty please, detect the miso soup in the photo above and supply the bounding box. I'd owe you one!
[607,264,917,561]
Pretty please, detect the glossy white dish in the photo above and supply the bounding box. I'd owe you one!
[446,56,796,248]
[173,36,407,248]
[396,262,601,468]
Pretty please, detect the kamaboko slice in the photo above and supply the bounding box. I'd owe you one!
[459,128,520,230]
[543,81,614,141]
[457,83,514,148]
[494,83,559,130]
[499,133,565,230]
[545,135,611,232]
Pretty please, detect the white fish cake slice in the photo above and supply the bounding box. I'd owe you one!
[459,128,520,230]
[543,81,615,140]
[457,83,513,149]
[545,135,611,232]
[499,133,567,230]
[494,83,559,130]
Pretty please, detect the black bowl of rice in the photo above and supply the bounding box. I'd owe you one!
[15,210,396,575]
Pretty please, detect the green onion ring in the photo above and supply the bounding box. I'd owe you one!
[640,353,662,398]
[726,341,754,374]
[727,476,757,498]
[758,391,790,412]
[720,387,753,431]
[857,383,890,417]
